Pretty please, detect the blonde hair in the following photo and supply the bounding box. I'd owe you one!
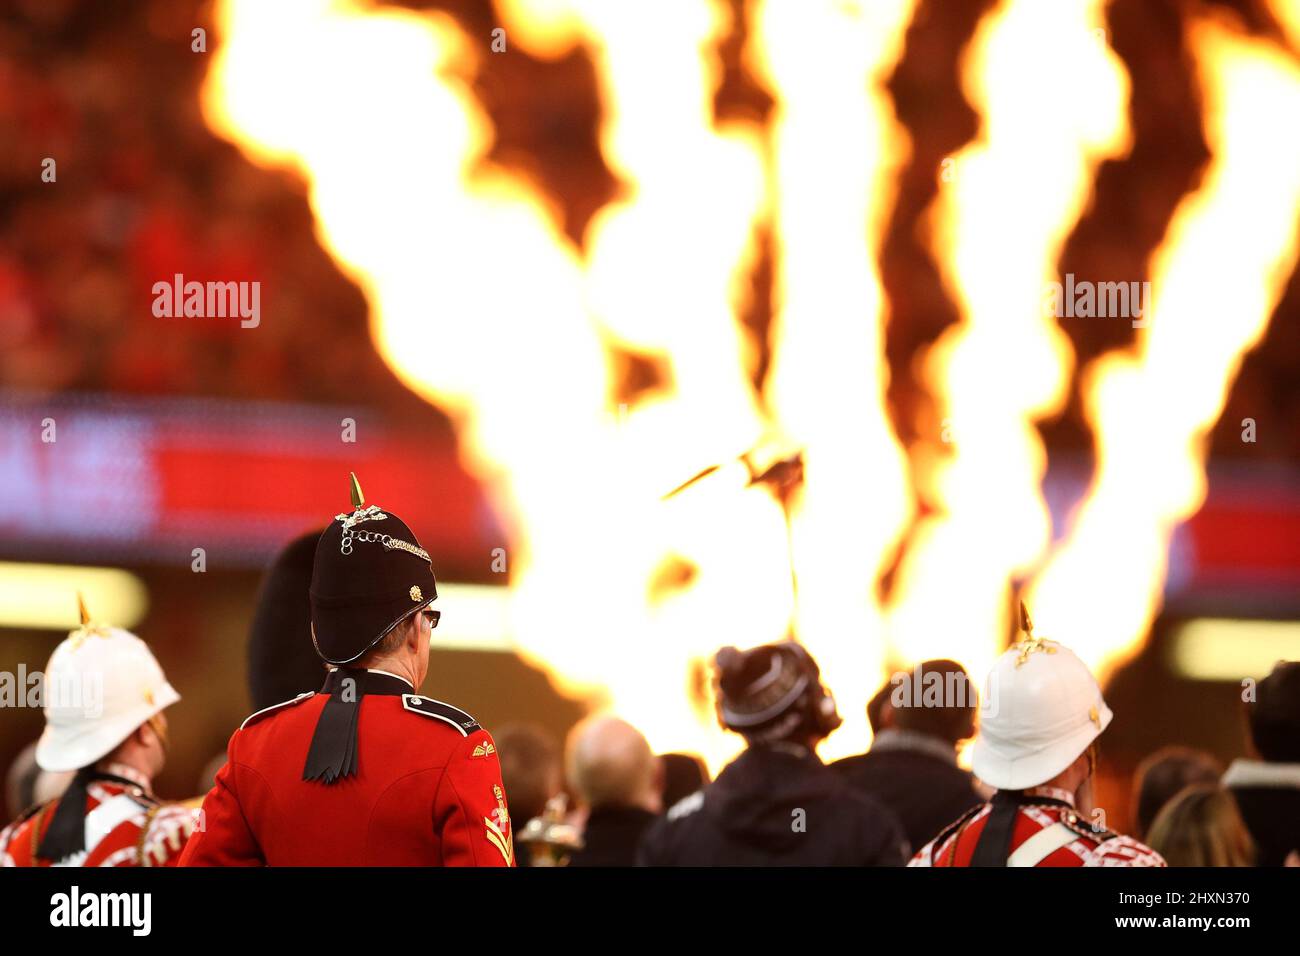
[1145,785,1255,867]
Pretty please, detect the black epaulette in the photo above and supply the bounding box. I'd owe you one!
[1059,807,1118,843]
[401,694,481,736]
[240,692,315,730]
[929,802,986,865]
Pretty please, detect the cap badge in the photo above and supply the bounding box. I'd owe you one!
[410,586,423,602]
[1089,705,1101,728]
[1013,600,1056,668]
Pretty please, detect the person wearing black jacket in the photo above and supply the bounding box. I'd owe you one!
[638,642,908,866]
[832,659,983,851]
[565,716,662,867]
[1223,661,1300,866]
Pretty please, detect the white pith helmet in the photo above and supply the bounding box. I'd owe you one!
[35,595,180,773]
[970,602,1112,791]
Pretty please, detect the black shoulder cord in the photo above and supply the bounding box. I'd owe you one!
[968,791,1074,867]
[36,766,147,862]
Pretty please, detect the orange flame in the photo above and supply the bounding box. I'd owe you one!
[202,0,1299,770]
[744,0,918,757]
[1027,14,1300,675]
[885,0,1130,682]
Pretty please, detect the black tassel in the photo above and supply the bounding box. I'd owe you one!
[36,767,144,862]
[302,668,411,784]
[303,685,360,783]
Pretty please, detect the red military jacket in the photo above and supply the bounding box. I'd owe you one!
[908,788,1165,868]
[179,671,513,866]
[1,769,194,868]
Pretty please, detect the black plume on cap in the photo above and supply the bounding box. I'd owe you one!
[309,474,438,665]
[247,530,327,711]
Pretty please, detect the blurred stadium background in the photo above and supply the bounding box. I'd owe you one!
[2,0,1299,834]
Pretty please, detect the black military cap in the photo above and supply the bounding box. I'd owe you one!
[309,473,438,665]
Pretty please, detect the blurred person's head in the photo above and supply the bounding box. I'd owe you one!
[888,659,977,747]
[495,724,562,825]
[6,742,74,818]
[566,716,662,814]
[1145,785,1255,867]
[32,764,75,807]
[1246,661,1300,763]
[660,752,709,809]
[1131,746,1223,839]
[867,681,895,735]
[714,642,841,749]
[196,753,227,797]
[247,529,327,710]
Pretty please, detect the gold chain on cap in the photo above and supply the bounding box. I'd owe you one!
[335,472,430,563]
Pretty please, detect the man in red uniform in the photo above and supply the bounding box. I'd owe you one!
[180,474,513,866]
[909,604,1165,868]
[1,599,194,867]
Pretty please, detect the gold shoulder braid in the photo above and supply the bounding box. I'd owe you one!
[29,802,51,865]
[135,805,163,867]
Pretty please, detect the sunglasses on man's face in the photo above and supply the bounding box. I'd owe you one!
[421,608,441,630]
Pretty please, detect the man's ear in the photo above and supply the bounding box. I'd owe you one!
[406,612,424,653]
[132,721,154,749]
[958,709,977,742]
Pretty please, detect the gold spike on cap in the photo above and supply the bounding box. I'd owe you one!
[69,591,108,649]
[335,472,388,531]
[349,472,364,509]
[1013,598,1056,667]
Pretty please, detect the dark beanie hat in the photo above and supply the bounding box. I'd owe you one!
[715,642,828,741]
[247,530,327,711]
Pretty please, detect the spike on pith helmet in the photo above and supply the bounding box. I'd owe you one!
[970,600,1113,791]
[36,594,181,773]
[309,472,439,664]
